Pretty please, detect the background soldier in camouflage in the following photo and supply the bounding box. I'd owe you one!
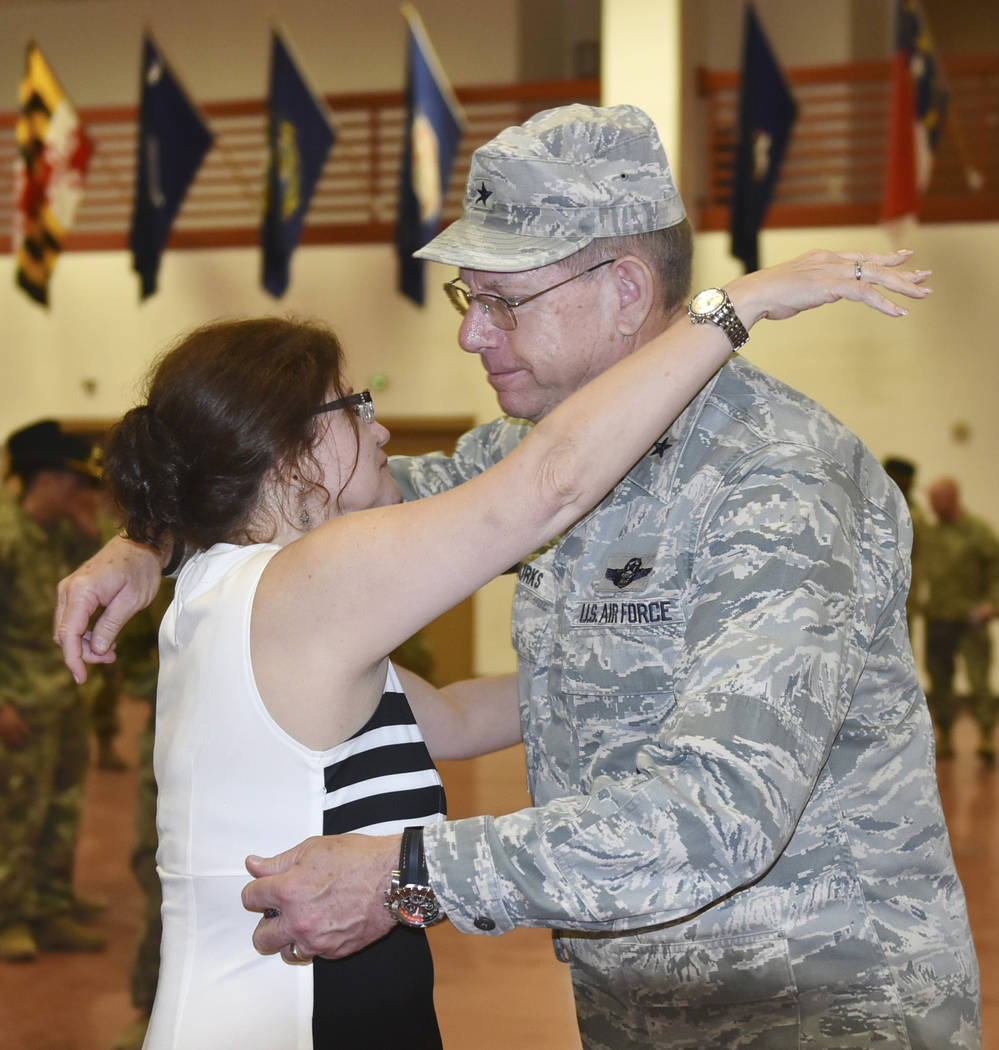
[883,455,927,633]
[55,106,980,1049]
[60,501,132,772]
[919,476,999,762]
[0,420,108,961]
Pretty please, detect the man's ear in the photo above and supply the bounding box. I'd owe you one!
[609,256,656,336]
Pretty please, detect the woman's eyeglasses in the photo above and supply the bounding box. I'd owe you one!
[313,390,375,424]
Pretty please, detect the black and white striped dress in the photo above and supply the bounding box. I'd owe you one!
[314,669,447,1049]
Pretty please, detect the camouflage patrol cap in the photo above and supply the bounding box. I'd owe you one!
[5,419,103,482]
[415,103,686,273]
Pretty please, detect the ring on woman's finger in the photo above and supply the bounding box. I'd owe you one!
[289,943,311,963]
[263,907,280,919]
[854,259,863,281]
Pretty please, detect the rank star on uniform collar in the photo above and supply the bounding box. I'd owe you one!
[650,437,672,458]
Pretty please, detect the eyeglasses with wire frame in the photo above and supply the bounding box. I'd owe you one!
[313,389,375,424]
[443,258,616,331]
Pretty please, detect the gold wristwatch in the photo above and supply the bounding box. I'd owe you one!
[687,287,749,352]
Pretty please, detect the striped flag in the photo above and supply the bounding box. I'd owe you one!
[880,0,948,221]
[13,43,93,306]
[396,4,465,305]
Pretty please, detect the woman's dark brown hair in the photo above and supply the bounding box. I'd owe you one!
[107,317,352,552]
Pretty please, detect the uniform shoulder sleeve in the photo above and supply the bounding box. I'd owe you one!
[389,417,531,500]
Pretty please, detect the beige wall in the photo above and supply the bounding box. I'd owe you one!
[2,0,997,676]
[0,0,520,103]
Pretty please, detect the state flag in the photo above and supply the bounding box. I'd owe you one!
[881,0,949,221]
[396,4,466,305]
[261,29,336,298]
[14,42,93,306]
[130,35,214,299]
[730,4,797,273]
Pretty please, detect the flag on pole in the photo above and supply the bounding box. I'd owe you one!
[130,35,213,300]
[396,4,466,305]
[13,42,93,306]
[729,4,797,273]
[261,29,336,298]
[880,0,948,222]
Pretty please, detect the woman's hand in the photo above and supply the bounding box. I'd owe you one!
[728,249,932,327]
[53,534,163,683]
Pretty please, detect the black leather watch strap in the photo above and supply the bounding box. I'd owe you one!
[385,826,444,928]
[399,826,428,885]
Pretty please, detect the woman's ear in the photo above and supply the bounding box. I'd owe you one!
[609,256,656,336]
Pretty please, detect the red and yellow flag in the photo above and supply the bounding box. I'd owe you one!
[880,0,948,222]
[13,43,93,306]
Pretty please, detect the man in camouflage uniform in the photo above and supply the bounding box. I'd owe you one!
[56,106,981,1048]
[919,476,999,762]
[0,420,108,961]
[240,106,980,1049]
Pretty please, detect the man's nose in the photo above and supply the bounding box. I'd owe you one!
[457,304,498,354]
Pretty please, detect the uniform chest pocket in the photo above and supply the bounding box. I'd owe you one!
[549,622,682,791]
[556,611,682,698]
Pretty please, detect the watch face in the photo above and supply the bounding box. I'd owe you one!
[692,288,725,315]
[398,890,440,926]
[387,885,443,928]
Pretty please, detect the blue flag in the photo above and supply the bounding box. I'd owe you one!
[396,5,465,305]
[730,4,797,273]
[261,30,336,298]
[130,35,213,299]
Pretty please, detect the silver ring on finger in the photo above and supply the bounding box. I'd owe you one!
[854,259,863,281]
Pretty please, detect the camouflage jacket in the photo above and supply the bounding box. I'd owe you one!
[0,497,81,712]
[918,511,999,622]
[392,356,980,1046]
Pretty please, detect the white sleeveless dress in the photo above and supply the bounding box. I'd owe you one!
[144,543,445,1050]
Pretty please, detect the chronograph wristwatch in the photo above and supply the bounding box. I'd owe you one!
[384,826,445,929]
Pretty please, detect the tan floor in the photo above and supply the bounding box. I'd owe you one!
[0,696,994,1050]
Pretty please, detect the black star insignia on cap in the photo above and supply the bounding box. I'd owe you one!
[474,182,493,205]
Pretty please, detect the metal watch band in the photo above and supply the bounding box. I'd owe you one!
[705,300,750,352]
[687,288,750,352]
[721,305,749,351]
